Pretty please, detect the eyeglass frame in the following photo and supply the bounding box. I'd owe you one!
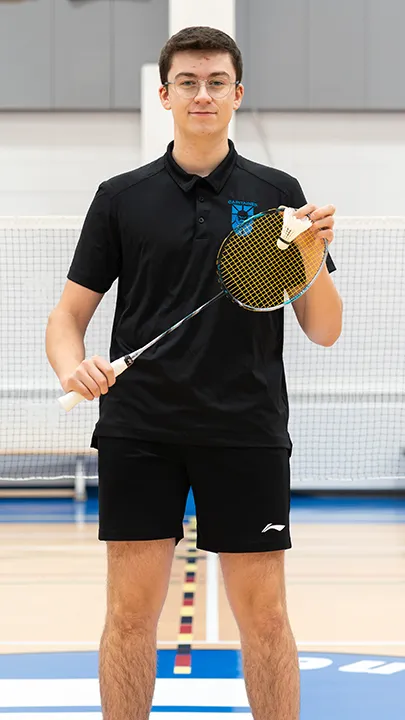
[164,77,241,99]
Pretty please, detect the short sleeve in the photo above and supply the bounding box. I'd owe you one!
[67,183,121,293]
[288,176,336,274]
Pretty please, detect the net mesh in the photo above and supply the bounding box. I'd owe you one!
[0,216,404,491]
[218,210,327,309]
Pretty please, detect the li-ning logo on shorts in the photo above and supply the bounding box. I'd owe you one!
[228,199,257,237]
[262,523,286,533]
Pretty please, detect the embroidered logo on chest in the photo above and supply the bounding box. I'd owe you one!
[228,200,258,236]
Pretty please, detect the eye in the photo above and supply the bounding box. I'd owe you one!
[180,80,197,88]
[209,80,226,87]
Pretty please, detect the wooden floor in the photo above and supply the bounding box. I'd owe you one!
[1,518,404,658]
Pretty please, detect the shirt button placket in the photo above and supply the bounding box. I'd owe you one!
[196,189,208,238]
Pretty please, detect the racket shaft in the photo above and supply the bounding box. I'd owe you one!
[125,291,224,363]
[58,291,224,412]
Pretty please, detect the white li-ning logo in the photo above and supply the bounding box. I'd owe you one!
[262,523,286,533]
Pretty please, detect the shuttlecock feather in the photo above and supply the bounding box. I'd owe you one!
[277,207,312,250]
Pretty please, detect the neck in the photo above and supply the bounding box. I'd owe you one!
[172,129,230,177]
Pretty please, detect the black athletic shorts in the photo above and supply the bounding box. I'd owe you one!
[97,437,292,553]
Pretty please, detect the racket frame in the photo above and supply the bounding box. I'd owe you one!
[58,206,328,411]
[216,207,329,312]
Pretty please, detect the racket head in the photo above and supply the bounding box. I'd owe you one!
[216,207,329,311]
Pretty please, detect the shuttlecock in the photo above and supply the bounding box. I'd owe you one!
[277,207,312,250]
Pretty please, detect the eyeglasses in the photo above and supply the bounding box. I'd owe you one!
[165,77,240,100]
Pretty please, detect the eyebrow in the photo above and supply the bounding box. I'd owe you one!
[173,71,231,80]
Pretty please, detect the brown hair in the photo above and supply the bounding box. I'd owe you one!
[159,26,243,85]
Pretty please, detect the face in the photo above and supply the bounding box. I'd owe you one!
[159,50,244,137]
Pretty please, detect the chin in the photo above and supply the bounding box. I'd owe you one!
[190,127,223,138]
[187,117,227,133]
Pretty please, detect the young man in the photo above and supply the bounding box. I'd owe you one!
[46,26,342,720]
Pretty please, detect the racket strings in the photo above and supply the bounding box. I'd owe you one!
[219,214,290,305]
[218,212,326,309]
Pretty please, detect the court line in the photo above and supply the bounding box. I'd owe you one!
[2,544,405,554]
[3,580,404,588]
[0,546,103,552]
[0,517,98,524]
[1,640,405,647]
[0,708,252,715]
[167,641,405,647]
[206,552,219,643]
[0,534,96,540]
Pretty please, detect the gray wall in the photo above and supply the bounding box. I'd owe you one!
[236,0,405,110]
[0,0,168,110]
[0,0,404,110]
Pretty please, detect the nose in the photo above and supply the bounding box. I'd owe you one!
[194,83,213,102]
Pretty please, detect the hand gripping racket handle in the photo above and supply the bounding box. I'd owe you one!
[57,293,225,412]
[57,357,130,413]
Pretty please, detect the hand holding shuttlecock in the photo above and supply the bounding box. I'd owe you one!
[277,206,312,250]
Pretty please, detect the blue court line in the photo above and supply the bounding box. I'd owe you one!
[0,708,250,714]
[0,709,99,715]
[152,709,249,714]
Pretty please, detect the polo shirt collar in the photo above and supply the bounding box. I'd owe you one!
[164,140,237,193]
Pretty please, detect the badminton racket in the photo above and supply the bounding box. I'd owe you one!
[58,205,328,412]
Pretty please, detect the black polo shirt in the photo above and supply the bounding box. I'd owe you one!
[68,141,335,450]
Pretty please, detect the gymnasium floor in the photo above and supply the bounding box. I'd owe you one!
[0,494,404,719]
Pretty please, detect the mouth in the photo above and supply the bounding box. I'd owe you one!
[189,111,217,116]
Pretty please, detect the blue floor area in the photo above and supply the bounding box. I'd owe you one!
[0,649,404,719]
[0,491,405,524]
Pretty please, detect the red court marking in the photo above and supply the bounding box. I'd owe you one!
[174,517,198,675]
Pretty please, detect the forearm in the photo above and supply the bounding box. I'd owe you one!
[46,310,86,385]
[293,265,343,347]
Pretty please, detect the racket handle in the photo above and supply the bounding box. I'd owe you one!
[57,356,129,413]
[58,390,85,412]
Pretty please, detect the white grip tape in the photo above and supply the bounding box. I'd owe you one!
[58,390,85,412]
[57,356,130,413]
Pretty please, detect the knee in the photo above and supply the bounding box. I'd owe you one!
[106,602,158,636]
[221,549,289,641]
[106,580,165,635]
[236,598,289,642]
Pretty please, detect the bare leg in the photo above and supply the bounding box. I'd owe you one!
[220,550,300,720]
[99,539,175,720]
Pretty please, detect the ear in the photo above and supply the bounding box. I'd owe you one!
[233,82,244,111]
[159,84,172,111]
